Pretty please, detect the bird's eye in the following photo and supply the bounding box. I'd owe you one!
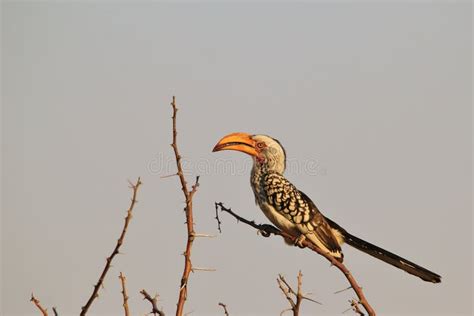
[256,142,266,149]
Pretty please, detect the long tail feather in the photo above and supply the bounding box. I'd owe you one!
[326,218,441,283]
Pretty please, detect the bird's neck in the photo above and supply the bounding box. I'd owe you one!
[251,159,283,199]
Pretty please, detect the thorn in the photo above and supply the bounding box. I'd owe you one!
[191,267,216,272]
[192,233,216,238]
[160,173,178,179]
[334,286,352,294]
[302,296,322,305]
[342,306,353,314]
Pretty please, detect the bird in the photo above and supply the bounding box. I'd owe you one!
[212,132,441,283]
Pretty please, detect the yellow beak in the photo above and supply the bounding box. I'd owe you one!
[212,132,258,157]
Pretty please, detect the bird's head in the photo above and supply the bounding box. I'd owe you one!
[213,132,286,174]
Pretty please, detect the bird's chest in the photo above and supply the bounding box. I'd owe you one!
[251,172,299,236]
[258,201,299,236]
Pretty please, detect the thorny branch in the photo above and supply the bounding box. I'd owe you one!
[141,289,165,316]
[170,96,201,316]
[277,271,321,316]
[215,202,376,316]
[215,204,223,233]
[80,177,142,316]
[30,294,48,316]
[213,203,280,237]
[218,302,230,316]
[119,272,131,316]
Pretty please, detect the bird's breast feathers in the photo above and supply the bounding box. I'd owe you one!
[258,201,301,236]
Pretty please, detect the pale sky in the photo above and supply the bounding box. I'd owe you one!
[2,2,472,316]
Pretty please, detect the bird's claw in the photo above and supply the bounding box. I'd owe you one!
[294,234,306,248]
[258,224,277,237]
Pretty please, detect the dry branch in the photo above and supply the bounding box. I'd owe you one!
[215,202,376,316]
[218,302,229,316]
[119,272,131,316]
[141,289,165,316]
[80,177,142,316]
[215,204,223,233]
[169,96,201,316]
[277,275,298,316]
[30,294,48,316]
[277,271,320,316]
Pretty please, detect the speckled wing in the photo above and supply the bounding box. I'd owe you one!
[263,173,343,259]
[297,190,343,259]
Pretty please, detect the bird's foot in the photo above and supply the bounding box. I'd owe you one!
[258,224,277,237]
[294,234,306,248]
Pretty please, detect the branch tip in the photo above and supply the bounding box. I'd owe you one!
[30,294,48,316]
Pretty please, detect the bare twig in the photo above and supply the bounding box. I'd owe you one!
[277,271,320,316]
[215,202,376,316]
[119,272,131,316]
[170,96,200,316]
[30,294,48,316]
[80,177,142,316]
[141,289,165,316]
[52,307,58,316]
[214,203,223,233]
[277,276,296,314]
[214,202,280,237]
[218,302,229,316]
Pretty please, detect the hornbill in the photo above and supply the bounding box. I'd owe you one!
[213,132,441,283]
